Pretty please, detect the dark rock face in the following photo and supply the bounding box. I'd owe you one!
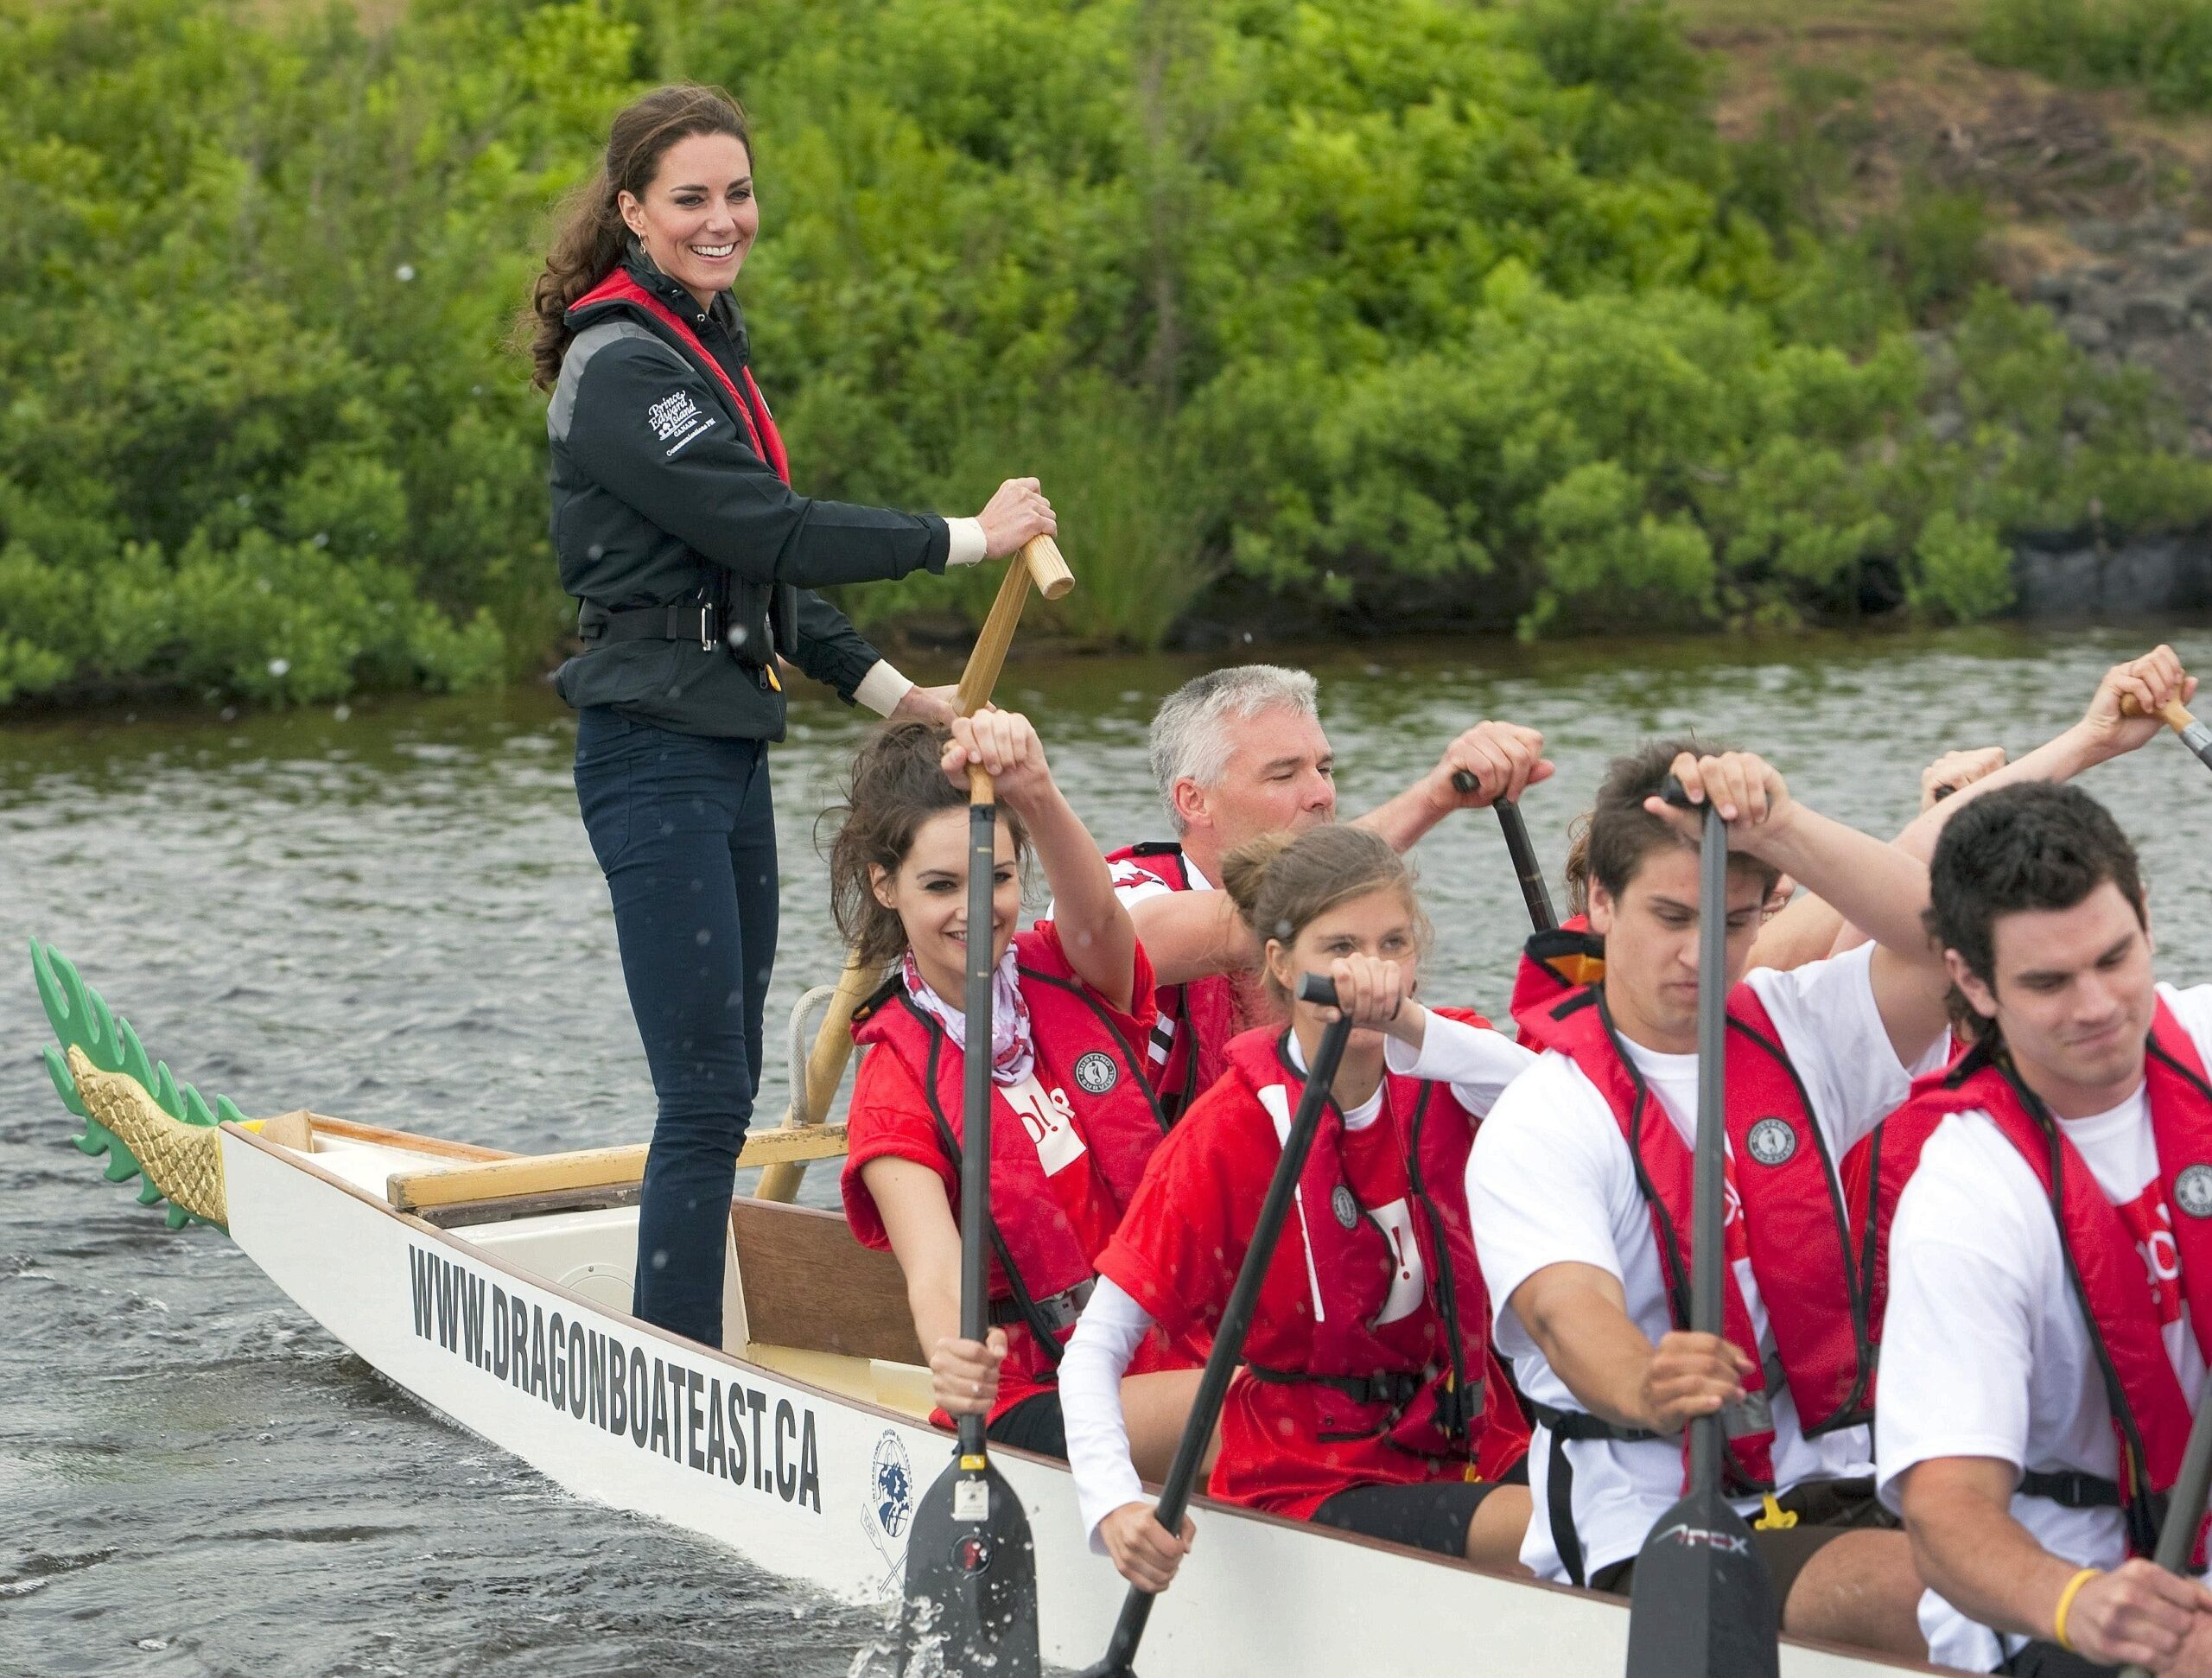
[2012,526,2212,619]
[2031,210,2212,450]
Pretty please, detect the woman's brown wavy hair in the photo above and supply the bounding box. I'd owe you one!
[520,84,753,390]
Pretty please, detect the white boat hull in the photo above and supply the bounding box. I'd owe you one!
[213,1124,1938,1675]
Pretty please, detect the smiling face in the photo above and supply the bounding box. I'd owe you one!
[618,131,759,310]
[1176,704,1337,868]
[1590,843,1768,1053]
[1264,884,1421,1058]
[870,806,1022,1006]
[1951,880,2156,1115]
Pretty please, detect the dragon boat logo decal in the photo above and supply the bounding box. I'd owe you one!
[1332,1184,1361,1230]
[1072,1052,1119,1095]
[1746,1117,1797,1167]
[2177,1164,2212,1219]
[863,1428,915,1574]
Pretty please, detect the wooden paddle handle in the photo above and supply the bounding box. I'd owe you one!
[969,763,995,802]
[1021,533,1074,601]
[2120,691,2198,731]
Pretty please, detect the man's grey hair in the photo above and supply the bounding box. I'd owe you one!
[1148,665,1320,831]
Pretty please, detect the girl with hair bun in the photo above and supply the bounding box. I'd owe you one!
[532,84,1060,1345]
[1059,823,1538,1593]
[834,712,1205,1467]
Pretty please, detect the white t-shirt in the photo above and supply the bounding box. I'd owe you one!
[1467,944,1944,1584]
[1875,982,2212,1672]
[1104,849,1212,1081]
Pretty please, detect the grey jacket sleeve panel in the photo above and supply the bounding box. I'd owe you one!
[563,329,951,589]
[786,588,887,703]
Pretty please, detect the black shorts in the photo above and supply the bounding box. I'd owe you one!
[1311,1465,1526,1560]
[1588,1478,1897,1608]
[1997,1642,2118,1676]
[984,1390,1067,1459]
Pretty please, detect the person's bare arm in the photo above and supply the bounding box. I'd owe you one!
[1748,888,1847,973]
[862,1155,1008,1416]
[1506,1262,1752,1434]
[946,709,1136,1014]
[1899,1456,2212,1669]
[1126,888,1255,988]
[1353,721,1553,853]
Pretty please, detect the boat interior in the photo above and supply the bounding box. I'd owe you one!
[250,1108,938,1421]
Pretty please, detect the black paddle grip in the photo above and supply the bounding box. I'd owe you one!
[1296,973,1340,1007]
[1658,772,1697,810]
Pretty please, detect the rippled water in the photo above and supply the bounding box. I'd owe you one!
[7,625,2212,1674]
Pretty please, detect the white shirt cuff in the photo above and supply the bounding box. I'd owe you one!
[853,660,914,719]
[945,517,988,569]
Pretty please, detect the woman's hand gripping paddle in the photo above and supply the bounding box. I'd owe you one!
[1078,973,1357,1678]
[2120,691,2212,776]
[896,766,1041,1678]
[2118,1382,2212,1678]
[1452,769,1558,931]
[1622,779,1781,1678]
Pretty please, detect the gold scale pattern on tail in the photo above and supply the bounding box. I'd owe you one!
[67,1046,228,1227]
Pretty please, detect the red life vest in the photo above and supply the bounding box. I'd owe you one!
[1213,1024,1530,1485]
[849,929,1170,1363]
[1104,842,1241,1120]
[1507,916,1606,1045]
[1869,1002,2212,1560]
[570,268,791,483]
[1513,976,1874,1490]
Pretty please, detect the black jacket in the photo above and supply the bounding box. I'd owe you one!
[546,245,950,738]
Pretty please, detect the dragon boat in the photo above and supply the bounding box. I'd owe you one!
[31,938,1941,1675]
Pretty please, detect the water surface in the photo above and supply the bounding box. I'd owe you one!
[6,626,2211,1674]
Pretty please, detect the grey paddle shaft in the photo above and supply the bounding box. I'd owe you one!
[1451,770,1557,931]
[957,766,996,1464]
[2177,715,2212,774]
[2119,1384,2212,1678]
[1081,972,1357,1678]
[1689,798,1730,1491]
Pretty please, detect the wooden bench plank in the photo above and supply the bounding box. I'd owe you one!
[387,1124,849,1213]
[730,1198,923,1365]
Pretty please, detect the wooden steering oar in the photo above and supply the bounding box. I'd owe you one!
[1622,779,1781,1678]
[754,534,1071,1203]
[1078,971,1356,1678]
[895,763,1042,1676]
[1452,770,1558,932]
[2120,691,2212,776]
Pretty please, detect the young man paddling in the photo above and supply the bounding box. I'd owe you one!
[1878,769,2212,1676]
[1467,741,1954,1657]
[1106,666,1547,1116]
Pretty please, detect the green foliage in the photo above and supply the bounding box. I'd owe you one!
[1975,0,2212,113]
[1910,510,2016,622]
[3,0,2209,703]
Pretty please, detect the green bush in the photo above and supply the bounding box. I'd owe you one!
[3,0,2209,709]
[1975,0,2212,113]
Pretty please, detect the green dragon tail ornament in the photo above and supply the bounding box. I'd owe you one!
[32,938,246,1230]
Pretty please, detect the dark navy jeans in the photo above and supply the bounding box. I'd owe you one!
[574,707,777,1347]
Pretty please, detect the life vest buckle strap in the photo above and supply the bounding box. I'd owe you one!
[578,600,718,653]
[1523,1397,1660,1445]
[1246,1363,1426,1408]
[2018,1468,2123,1510]
[987,1277,1095,1335]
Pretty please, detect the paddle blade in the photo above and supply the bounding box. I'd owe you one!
[896,1455,1040,1678]
[1623,1480,1779,1678]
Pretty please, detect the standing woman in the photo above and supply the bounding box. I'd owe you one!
[524,83,1057,1346]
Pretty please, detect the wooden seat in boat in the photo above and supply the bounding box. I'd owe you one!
[728,1198,924,1365]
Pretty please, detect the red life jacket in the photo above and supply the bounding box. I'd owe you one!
[849,929,1170,1363]
[1513,976,1875,1490]
[1215,1024,1530,1484]
[570,268,791,484]
[1868,1002,2212,1560]
[1508,916,1605,1045]
[1104,842,1241,1120]
[1844,1033,1969,1341]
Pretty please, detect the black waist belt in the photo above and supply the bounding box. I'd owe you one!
[1527,1399,1662,1589]
[988,1277,1094,1335]
[579,601,718,651]
[2018,1468,2122,1510]
[1246,1363,1427,1408]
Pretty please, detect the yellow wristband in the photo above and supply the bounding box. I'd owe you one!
[2053,1566,2102,1653]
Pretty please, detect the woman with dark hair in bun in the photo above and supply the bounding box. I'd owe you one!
[524,84,1056,1345]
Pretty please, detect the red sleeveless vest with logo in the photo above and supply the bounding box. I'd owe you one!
[571,269,791,482]
[1104,842,1241,1118]
[1514,977,1875,1489]
[1212,1025,1530,1487]
[1869,1002,2212,1559]
[1508,917,1606,1044]
[849,927,1170,1359]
